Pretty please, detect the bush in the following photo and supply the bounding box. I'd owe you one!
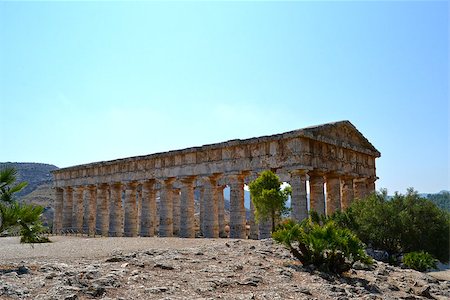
[0,202,49,243]
[333,189,450,263]
[272,215,372,274]
[403,251,437,272]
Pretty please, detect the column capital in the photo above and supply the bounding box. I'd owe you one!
[126,181,138,189]
[180,176,196,184]
[324,171,344,179]
[86,184,97,191]
[97,183,109,189]
[289,169,308,176]
[163,177,176,185]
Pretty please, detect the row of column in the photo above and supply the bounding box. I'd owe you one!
[53,174,249,239]
[290,171,375,222]
[53,171,375,238]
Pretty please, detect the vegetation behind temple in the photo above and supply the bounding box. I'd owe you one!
[247,171,450,273]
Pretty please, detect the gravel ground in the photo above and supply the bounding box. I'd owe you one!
[0,236,244,263]
[1,236,449,300]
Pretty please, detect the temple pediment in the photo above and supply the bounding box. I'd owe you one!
[292,120,381,157]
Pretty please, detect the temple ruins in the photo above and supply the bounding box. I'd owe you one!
[52,120,380,239]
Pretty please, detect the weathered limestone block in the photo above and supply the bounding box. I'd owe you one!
[109,183,123,237]
[86,185,97,236]
[340,176,354,210]
[203,175,220,238]
[159,178,175,237]
[62,187,73,231]
[141,180,156,237]
[366,177,376,194]
[290,170,308,222]
[180,177,196,238]
[96,184,109,236]
[73,186,84,232]
[325,174,341,215]
[53,188,63,234]
[172,188,181,236]
[354,178,368,200]
[309,173,325,215]
[229,175,246,239]
[258,218,271,239]
[124,182,138,237]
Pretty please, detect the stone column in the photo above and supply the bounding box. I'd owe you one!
[199,186,205,236]
[325,173,341,215]
[86,185,97,236]
[354,178,368,200]
[290,170,308,222]
[53,187,64,234]
[366,177,377,194]
[141,180,156,237]
[258,218,271,239]
[172,188,181,236]
[340,176,354,210]
[229,174,246,239]
[203,175,220,238]
[159,177,175,237]
[309,172,325,215]
[180,177,196,238]
[217,185,227,238]
[62,186,73,231]
[249,197,259,239]
[109,182,123,237]
[96,184,109,236]
[73,186,84,232]
[124,182,138,237]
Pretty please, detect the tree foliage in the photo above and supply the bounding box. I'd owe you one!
[272,213,372,274]
[332,188,450,263]
[0,167,49,243]
[249,170,289,232]
[402,251,437,272]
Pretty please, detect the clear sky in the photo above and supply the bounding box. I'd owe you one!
[0,1,448,194]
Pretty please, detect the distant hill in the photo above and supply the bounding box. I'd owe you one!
[0,162,58,199]
[0,162,59,226]
[424,191,450,212]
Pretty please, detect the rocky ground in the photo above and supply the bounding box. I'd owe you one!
[0,236,449,300]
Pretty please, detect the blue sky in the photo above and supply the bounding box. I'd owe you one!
[0,1,448,194]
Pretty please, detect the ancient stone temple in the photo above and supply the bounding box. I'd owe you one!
[52,120,380,238]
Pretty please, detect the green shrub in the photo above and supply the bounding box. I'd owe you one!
[272,215,372,274]
[334,189,450,263]
[403,251,437,272]
[1,201,50,244]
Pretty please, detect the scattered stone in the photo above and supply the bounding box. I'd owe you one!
[413,285,435,299]
[105,256,124,263]
[154,263,174,270]
[146,286,169,294]
[239,275,263,287]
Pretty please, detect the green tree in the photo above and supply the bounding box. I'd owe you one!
[0,167,49,243]
[249,170,289,232]
[0,167,27,203]
[333,188,450,263]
